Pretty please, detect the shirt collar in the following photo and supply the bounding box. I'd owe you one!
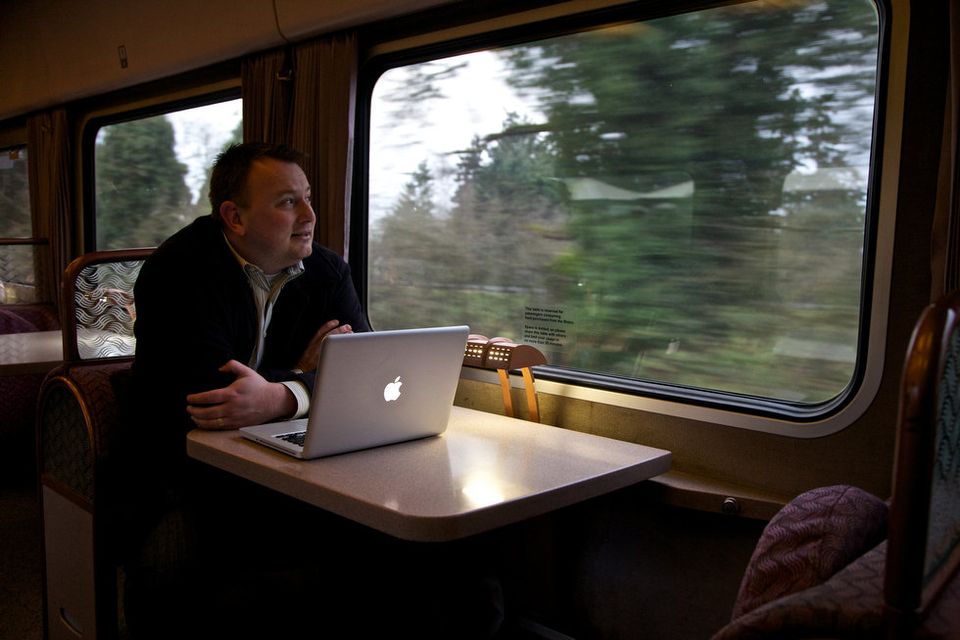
[222,232,305,290]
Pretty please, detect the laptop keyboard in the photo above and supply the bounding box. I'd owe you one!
[277,431,307,447]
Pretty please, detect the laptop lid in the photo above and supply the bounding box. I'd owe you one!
[240,325,469,459]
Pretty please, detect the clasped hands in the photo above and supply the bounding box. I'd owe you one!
[186,319,352,430]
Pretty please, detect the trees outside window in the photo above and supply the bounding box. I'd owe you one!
[367,0,879,404]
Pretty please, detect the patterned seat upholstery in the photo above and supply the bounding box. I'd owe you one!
[884,289,960,637]
[728,484,888,622]
[713,290,960,640]
[37,249,154,639]
[713,541,886,639]
[38,359,134,639]
[6,303,59,331]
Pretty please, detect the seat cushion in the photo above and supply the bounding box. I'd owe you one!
[0,308,38,334]
[731,484,888,619]
[713,540,886,639]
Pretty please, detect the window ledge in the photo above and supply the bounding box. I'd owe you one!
[643,470,790,521]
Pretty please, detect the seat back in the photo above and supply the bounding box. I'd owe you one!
[0,307,55,480]
[38,359,133,640]
[711,290,960,640]
[884,289,960,636]
[38,248,153,639]
[60,249,152,361]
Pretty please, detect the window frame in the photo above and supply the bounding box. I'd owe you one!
[352,0,895,436]
[0,142,49,305]
[80,85,241,253]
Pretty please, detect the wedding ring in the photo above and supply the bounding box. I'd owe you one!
[217,417,224,428]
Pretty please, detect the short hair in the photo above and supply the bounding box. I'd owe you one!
[208,142,306,217]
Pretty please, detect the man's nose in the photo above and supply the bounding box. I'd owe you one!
[299,200,316,223]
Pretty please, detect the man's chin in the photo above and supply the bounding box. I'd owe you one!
[294,244,313,261]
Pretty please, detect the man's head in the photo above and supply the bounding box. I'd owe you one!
[209,143,306,216]
[211,143,316,274]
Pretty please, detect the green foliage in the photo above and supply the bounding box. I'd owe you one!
[0,148,31,238]
[369,0,879,404]
[190,120,243,218]
[95,115,192,248]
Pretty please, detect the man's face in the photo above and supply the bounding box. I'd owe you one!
[227,158,316,274]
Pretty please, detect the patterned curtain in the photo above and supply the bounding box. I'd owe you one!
[27,109,74,310]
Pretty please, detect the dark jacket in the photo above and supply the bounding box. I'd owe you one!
[129,215,369,483]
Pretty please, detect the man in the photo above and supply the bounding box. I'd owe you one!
[124,142,370,636]
[132,142,369,479]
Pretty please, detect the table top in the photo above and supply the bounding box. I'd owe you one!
[0,330,62,374]
[187,405,671,542]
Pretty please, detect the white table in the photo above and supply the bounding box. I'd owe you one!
[187,405,672,542]
[0,330,62,374]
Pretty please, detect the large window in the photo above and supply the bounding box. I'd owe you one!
[93,99,242,249]
[0,145,42,304]
[366,0,880,409]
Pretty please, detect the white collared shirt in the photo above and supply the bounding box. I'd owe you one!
[223,234,310,419]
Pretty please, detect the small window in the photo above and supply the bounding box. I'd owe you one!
[93,99,242,249]
[0,146,42,304]
[365,0,880,410]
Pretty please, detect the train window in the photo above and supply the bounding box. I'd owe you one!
[365,0,880,413]
[0,145,41,304]
[93,99,242,249]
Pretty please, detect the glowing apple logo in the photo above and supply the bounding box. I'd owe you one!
[383,375,403,402]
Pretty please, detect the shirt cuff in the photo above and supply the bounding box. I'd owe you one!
[280,380,310,419]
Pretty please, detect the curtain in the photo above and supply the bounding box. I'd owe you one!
[933,1,960,298]
[947,1,960,293]
[240,32,359,257]
[290,32,359,258]
[242,47,293,145]
[27,109,73,310]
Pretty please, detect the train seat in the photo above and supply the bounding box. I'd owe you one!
[37,249,161,640]
[5,303,60,332]
[712,289,960,639]
[0,306,56,481]
[38,359,135,640]
[60,249,152,361]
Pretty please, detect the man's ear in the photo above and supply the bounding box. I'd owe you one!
[219,201,244,235]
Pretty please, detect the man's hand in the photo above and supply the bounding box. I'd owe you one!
[186,360,296,429]
[296,319,353,372]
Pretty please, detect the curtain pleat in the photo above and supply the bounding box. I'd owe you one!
[27,109,73,310]
[242,48,293,145]
[946,2,960,293]
[935,1,960,298]
[291,32,358,257]
[241,33,358,257]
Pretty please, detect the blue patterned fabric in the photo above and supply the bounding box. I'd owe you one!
[927,326,960,584]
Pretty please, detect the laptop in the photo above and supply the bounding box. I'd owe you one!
[240,325,469,459]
